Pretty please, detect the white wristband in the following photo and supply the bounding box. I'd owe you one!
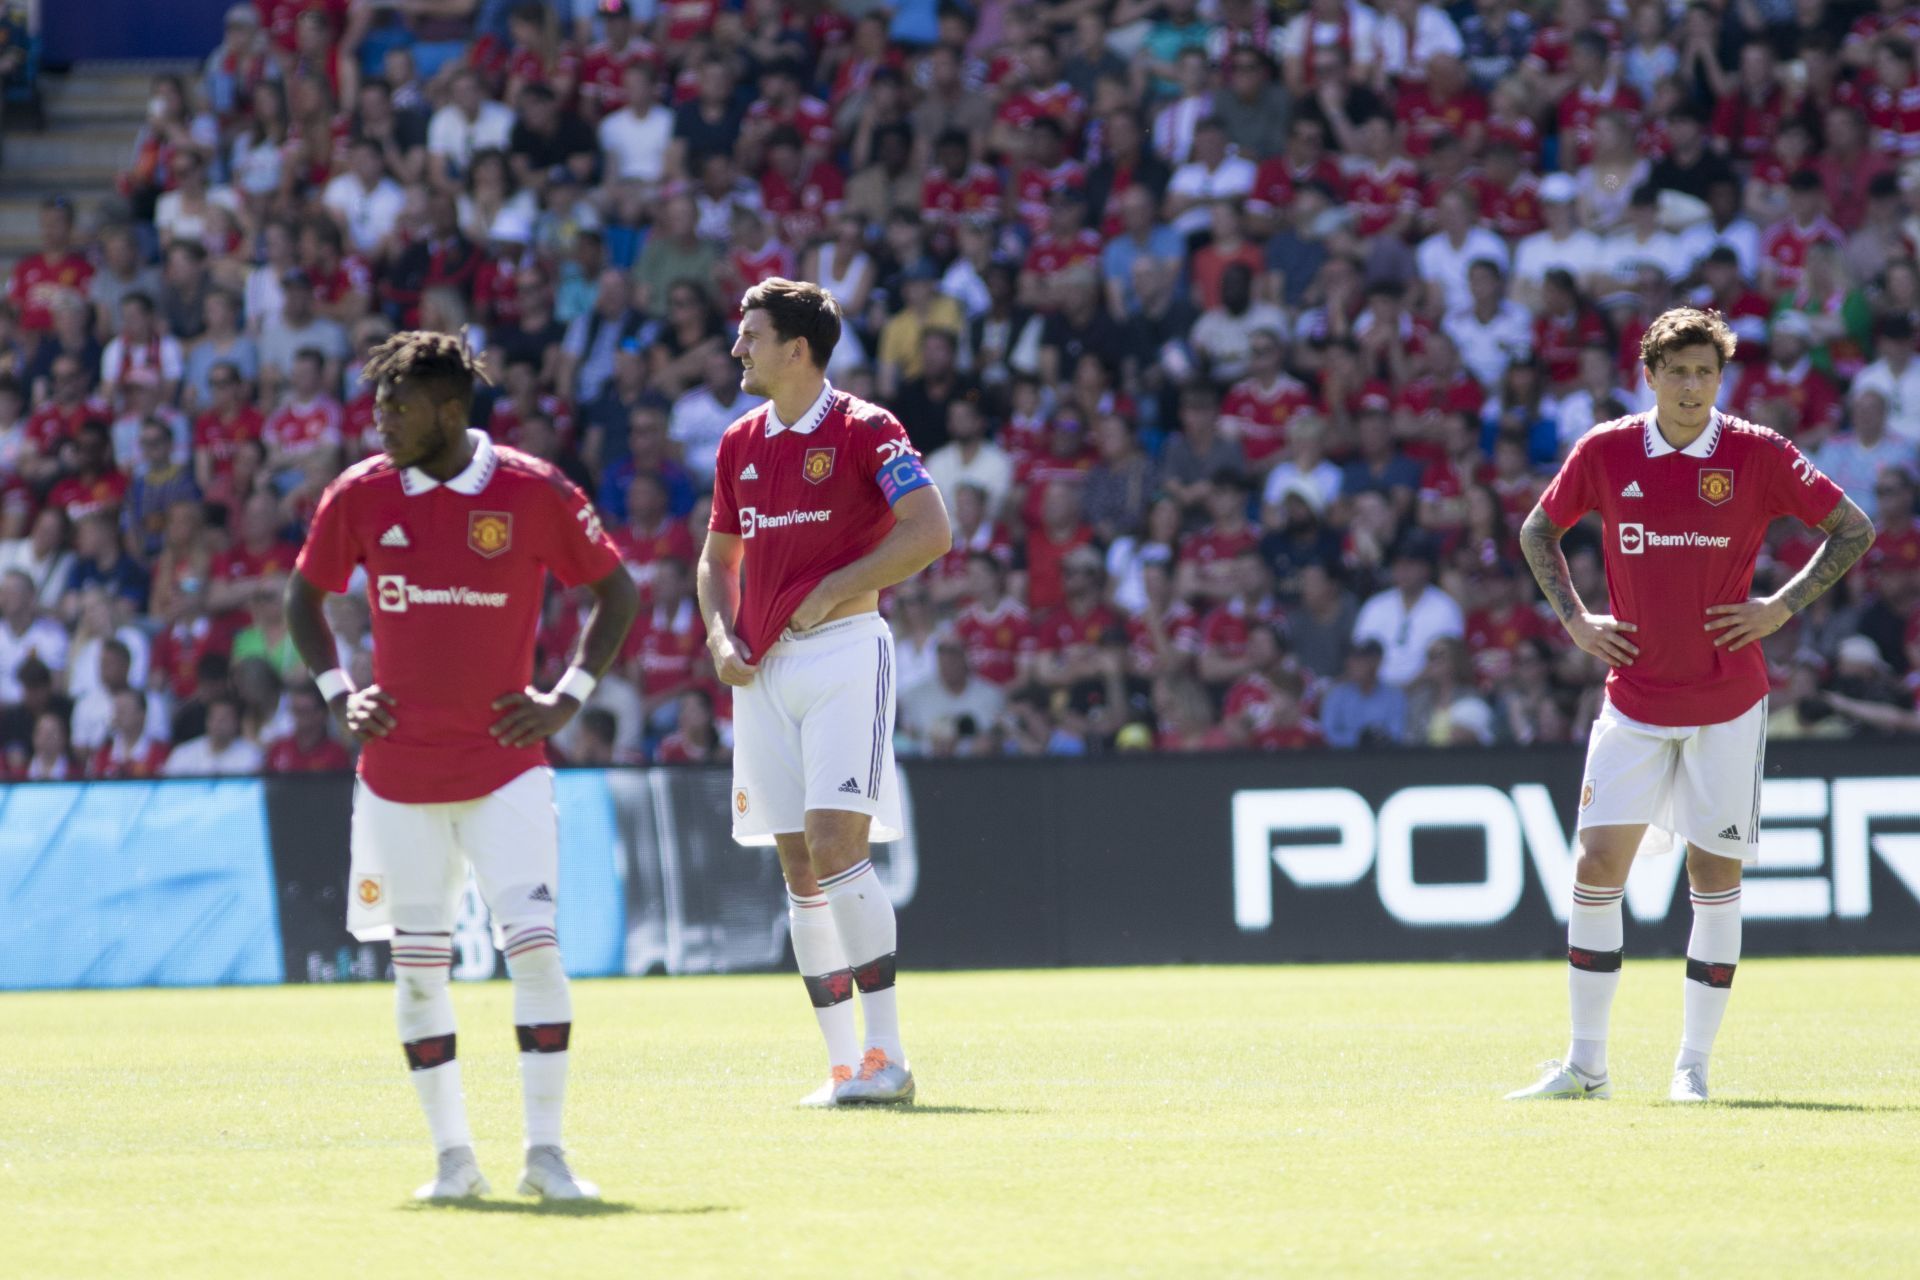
[554,665,597,705]
[314,668,355,703]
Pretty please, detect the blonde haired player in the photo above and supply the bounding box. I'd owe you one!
[699,279,952,1106]
[285,333,639,1198]
[1509,308,1873,1103]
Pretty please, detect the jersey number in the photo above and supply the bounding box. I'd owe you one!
[576,505,604,542]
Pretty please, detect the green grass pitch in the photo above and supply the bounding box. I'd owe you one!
[4,959,1917,1278]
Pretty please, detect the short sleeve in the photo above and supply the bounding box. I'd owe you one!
[707,432,741,535]
[1538,434,1597,527]
[541,472,624,587]
[860,410,934,507]
[1766,435,1845,528]
[294,480,361,593]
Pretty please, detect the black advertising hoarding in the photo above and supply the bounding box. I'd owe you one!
[258,747,1920,982]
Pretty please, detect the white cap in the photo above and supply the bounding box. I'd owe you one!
[1540,173,1578,204]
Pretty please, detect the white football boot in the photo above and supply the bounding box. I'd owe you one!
[1505,1060,1611,1101]
[518,1145,600,1200]
[414,1145,491,1200]
[797,1064,854,1108]
[835,1047,915,1106]
[1669,1062,1710,1103]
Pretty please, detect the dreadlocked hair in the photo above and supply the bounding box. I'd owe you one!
[359,330,492,412]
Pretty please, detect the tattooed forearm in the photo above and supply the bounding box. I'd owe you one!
[1776,498,1875,615]
[1519,505,1585,624]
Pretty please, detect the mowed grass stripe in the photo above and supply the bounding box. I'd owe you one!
[1,960,1915,1279]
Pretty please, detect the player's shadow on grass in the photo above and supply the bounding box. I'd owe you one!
[403,1200,731,1217]
[1718,1099,1920,1113]
[831,1104,1033,1116]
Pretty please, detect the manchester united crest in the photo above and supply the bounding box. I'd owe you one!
[802,447,836,485]
[734,787,749,815]
[468,511,513,558]
[357,876,383,906]
[1580,780,1595,810]
[1698,469,1734,506]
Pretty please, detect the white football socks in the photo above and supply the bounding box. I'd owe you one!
[505,926,571,1150]
[819,859,904,1064]
[1677,886,1742,1072]
[393,934,472,1152]
[789,890,860,1071]
[1566,881,1625,1079]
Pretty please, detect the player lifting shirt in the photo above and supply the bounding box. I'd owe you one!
[1508,308,1873,1104]
[285,332,639,1199]
[698,278,952,1107]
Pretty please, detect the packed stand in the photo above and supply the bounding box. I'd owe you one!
[1,0,1919,777]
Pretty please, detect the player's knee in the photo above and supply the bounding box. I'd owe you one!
[503,924,571,1025]
[393,944,454,1041]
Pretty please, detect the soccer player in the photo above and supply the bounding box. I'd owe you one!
[1509,308,1873,1103]
[697,279,951,1107]
[284,333,639,1198]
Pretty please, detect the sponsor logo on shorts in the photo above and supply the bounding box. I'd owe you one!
[838,777,861,794]
[802,447,836,484]
[1617,522,1731,555]
[1699,468,1734,506]
[734,787,749,815]
[1718,823,1741,841]
[468,511,513,558]
[357,876,382,906]
[737,506,832,538]
[1581,780,1595,809]
[376,574,512,613]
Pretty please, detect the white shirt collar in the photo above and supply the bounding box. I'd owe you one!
[764,380,836,438]
[401,429,499,496]
[1643,408,1723,459]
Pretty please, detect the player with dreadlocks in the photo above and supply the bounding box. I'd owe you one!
[286,331,638,1200]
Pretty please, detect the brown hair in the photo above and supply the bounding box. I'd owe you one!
[359,330,491,412]
[1639,307,1738,371]
[741,277,842,370]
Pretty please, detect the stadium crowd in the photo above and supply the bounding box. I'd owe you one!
[2,0,1920,777]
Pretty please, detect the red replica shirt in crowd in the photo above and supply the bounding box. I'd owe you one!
[265,395,343,455]
[1539,410,1844,727]
[1760,216,1846,290]
[610,515,695,601]
[922,163,1003,227]
[89,738,169,780]
[1730,360,1843,437]
[47,471,128,521]
[25,399,106,454]
[629,598,703,698]
[1222,373,1314,464]
[296,432,621,803]
[1476,173,1544,240]
[745,95,835,150]
[953,597,1033,686]
[9,251,93,333]
[194,404,265,481]
[708,382,934,662]
[265,733,352,773]
[1338,156,1422,237]
[1033,602,1120,653]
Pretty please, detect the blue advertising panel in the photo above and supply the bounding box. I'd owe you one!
[0,780,282,989]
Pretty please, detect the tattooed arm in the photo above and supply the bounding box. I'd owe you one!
[1705,496,1875,652]
[1519,503,1641,668]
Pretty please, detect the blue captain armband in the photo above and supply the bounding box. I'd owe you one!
[876,452,934,505]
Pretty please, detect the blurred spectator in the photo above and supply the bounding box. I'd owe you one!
[1353,535,1465,687]
[1322,637,1407,748]
[264,683,352,772]
[162,693,263,775]
[898,634,1006,756]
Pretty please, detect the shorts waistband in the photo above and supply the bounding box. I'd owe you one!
[767,610,888,655]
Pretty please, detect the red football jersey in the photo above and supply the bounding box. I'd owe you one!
[295,433,622,802]
[1222,374,1315,464]
[921,163,1003,227]
[1539,410,1844,726]
[629,598,703,698]
[194,405,265,481]
[265,395,343,456]
[707,384,933,662]
[9,251,94,333]
[953,598,1034,686]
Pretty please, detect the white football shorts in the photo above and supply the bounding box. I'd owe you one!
[730,610,904,846]
[1576,693,1767,864]
[347,765,560,942]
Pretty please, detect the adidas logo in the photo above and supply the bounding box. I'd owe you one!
[379,525,410,548]
[837,777,861,795]
[1718,824,1740,841]
[740,463,760,481]
[528,884,553,903]
[1620,481,1644,498]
